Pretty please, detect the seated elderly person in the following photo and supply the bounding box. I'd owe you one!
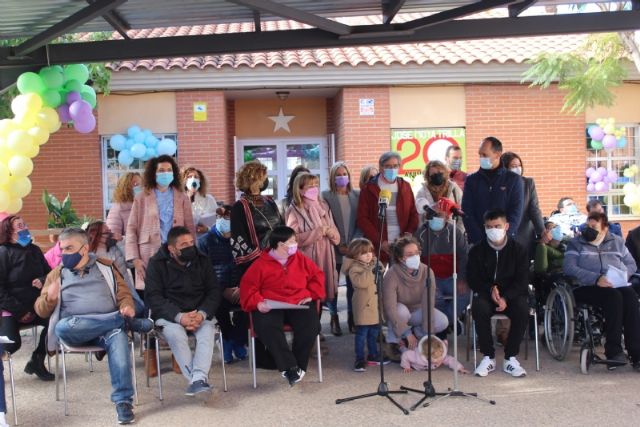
[564,212,640,371]
[145,226,221,396]
[548,197,587,238]
[534,220,567,275]
[577,199,622,237]
[240,226,325,386]
[34,228,137,424]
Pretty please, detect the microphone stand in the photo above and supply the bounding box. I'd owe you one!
[336,198,409,415]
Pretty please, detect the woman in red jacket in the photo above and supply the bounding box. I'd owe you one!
[240,226,325,386]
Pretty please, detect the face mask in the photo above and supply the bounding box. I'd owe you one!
[260,178,269,193]
[335,175,349,188]
[383,168,398,181]
[551,226,563,241]
[178,245,198,263]
[450,159,462,171]
[303,187,319,201]
[186,177,200,191]
[133,186,142,197]
[156,172,174,188]
[430,172,445,186]
[582,227,599,243]
[565,204,578,215]
[286,243,298,256]
[485,228,506,243]
[216,218,231,234]
[510,167,522,176]
[404,254,421,270]
[16,229,32,247]
[429,217,446,232]
[62,248,84,270]
[479,157,493,170]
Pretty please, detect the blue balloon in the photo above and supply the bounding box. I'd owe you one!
[133,132,145,144]
[145,135,158,147]
[125,138,135,149]
[142,147,157,161]
[130,143,146,159]
[617,136,628,149]
[143,129,153,138]
[109,134,126,151]
[157,138,177,156]
[127,125,141,137]
[118,150,134,167]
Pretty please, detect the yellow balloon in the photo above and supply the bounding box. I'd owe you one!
[27,126,49,146]
[0,162,9,186]
[11,93,42,116]
[25,143,39,158]
[0,189,10,212]
[7,155,33,177]
[0,119,19,138]
[37,107,60,133]
[6,130,34,156]
[14,111,38,130]
[5,197,22,214]
[8,176,31,199]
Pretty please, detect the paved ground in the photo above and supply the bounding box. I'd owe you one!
[5,292,640,427]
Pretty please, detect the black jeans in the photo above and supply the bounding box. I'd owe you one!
[573,285,640,359]
[216,299,248,345]
[252,304,319,372]
[472,295,528,359]
[0,313,49,356]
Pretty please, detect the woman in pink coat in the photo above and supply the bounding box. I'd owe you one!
[285,173,340,307]
[126,155,196,290]
[107,172,142,241]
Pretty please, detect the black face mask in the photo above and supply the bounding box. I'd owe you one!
[582,227,599,242]
[106,236,118,250]
[178,245,198,263]
[260,178,269,193]
[430,172,445,186]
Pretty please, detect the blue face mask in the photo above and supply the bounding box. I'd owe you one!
[565,205,578,215]
[429,217,446,232]
[133,186,142,197]
[479,157,493,170]
[551,226,563,241]
[156,172,174,188]
[383,168,398,181]
[62,249,84,270]
[16,229,32,247]
[216,218,231,234]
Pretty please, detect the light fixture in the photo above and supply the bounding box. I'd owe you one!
[276,91,290,101]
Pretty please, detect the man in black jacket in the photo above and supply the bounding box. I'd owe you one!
[145,226,221,396]
[467,209,529,378]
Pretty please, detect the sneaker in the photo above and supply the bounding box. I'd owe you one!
[126,317,154,333]
[474,356,496,377]
[606,352,627,370]
[366,355,391,366]
[282,367,305,386]
[503,357,527,377]
[115,402,135,424]
[185,380,212,396]
[353,359,366,372]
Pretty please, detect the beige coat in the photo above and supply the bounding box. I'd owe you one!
[125,188,195,289]
[341,256,379,326]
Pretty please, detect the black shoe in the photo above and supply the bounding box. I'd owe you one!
[282,367,305,386]
[632,360,640,372]
[330,314,343,336]
[24,353,55,381]
[606,352,627,370]
[116,402,135,424]
[126,317,154,333]
[94,351,107,362]
[353,359,366,372]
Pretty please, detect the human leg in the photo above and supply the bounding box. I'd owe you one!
[286,306,320,372]
[471,296,496,358]
[101,327,134,405]
[366,324,381,358]
[155,319,193,381]
[503,296,529,359]
[354,326,366,361]
[574,286,624,358]
[252,309,297,372]
[191,320,216,384]
[618,286,640,360]
[24,315,54,381]
[0,316,21,355]
[55,313,125,346]
[409,307,449,337]
[385,303,411,343]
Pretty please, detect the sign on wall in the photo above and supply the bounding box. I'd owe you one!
[359,98,375,116]
[391,127,466,175]
[193,102,207,121]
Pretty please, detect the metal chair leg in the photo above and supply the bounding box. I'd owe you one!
[32,325,37,350]
[55,351,60,401]
[472,320,477,369]
[316,334,323,383]
[145,334,150,388]
[250,336,257,389]
[130,341,139,405]
[155,336,163,401]
[534,311,540,371]
[7,352,17,426]
[61,348,68,416]
[217,332,228,392]
[88,352,94,372]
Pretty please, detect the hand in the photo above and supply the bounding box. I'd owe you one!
[496,297,507,312]
[19,312,35,323]
[597,276,613,288]
[459,366,469,374]
[490,285,501,305]
[403,367,411,373]
[32,279,43,289]
[133,259,146,281]
[338,244,349,256]
[192,312,204,327]
[540,230,552,244]
[112,232,123,241]
[179,311,196,328]
[196,224,209,234]
[223,287,240,303]
[120,305,135,318]
[406,333,418,350]
[47,278,61,301]
[257,301,271,313]
[298,297,312,305]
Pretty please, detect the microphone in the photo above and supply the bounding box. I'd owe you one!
[422,203,438,220]
[438,197,465,218]
[378,189,391,218]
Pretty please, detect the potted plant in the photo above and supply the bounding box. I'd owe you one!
[42,190,83,242]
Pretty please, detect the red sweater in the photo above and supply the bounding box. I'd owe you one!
[240,251,326,312]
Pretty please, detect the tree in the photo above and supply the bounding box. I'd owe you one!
[522,2,639,114]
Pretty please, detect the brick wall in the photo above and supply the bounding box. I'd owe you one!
[465,84,587,219]
[226,99,236,203]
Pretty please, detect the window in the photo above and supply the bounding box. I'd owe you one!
[586,124,639,218]
[100,134,178,217]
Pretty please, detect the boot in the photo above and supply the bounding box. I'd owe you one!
[330,314,342,336]
[24,353,54,381]
[347,312,355,334]
[172,355,182,374]
[144,349,158,378]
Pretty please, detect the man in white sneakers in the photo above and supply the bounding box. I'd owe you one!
[467,209,529,377]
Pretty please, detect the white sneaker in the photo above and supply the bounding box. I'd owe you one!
[474,356,496,377]
[503,357,527,377]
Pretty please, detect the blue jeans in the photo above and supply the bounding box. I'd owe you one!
[55,312,133,405]
[435,277,470,325]
[355,324,380,361]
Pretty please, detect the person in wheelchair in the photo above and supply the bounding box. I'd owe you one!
[533,220,568,307]
[548,197,586,238]
[563,211,640,371]
[468,209,530,378]
[578,199,622,237]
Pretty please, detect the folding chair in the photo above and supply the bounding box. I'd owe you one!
[2,351,17,426]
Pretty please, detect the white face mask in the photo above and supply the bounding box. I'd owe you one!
[404,254,421,270]
[510,167,522,176]
[485,228,506,243]
[187,177,201,191]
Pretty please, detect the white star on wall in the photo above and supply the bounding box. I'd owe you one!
[268,107,295,133]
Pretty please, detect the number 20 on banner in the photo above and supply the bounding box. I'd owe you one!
[393,135,461,175]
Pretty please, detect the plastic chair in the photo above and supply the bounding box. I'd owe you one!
[247,301,323,389]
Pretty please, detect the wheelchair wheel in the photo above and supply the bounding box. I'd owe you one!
[580,345,591,374]
[544,285,574,360]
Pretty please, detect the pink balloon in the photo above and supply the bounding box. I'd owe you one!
[602,134,617,150]
[74,113,96,134]
[69,100,92,120]
[66,91,81,105]
[57,104,71,123]
[585,167,596,178]
[587,183,596,192]
[595,181,607,192]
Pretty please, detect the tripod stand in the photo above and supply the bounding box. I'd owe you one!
[335,195,409,415]
[404,210,495,409]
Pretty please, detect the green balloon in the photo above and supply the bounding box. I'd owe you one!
[17,72,46,94]
[39,67,64,89]
[63,64,90,84]
[41,88,62,108]
[51,65,64,73]
[591,140,604,150]
[80,85,97,108]
[64,79,83,93]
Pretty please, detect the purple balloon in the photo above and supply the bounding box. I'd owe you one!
[66,91,81,105]
[596,167,607,176]
[607,170,618,183]
[590,172,602,183]
[74,113,96,134]
[57,104,72,123]
[588,126,605,141]
[69,100,92,120]
[595,181,607,192]
[587,183,595,192]
[602,134,617,150]
[585,167,596,178]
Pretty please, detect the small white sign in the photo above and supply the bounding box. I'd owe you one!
[359,98,375,116]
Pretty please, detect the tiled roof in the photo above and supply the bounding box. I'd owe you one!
[105,10,586,72]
